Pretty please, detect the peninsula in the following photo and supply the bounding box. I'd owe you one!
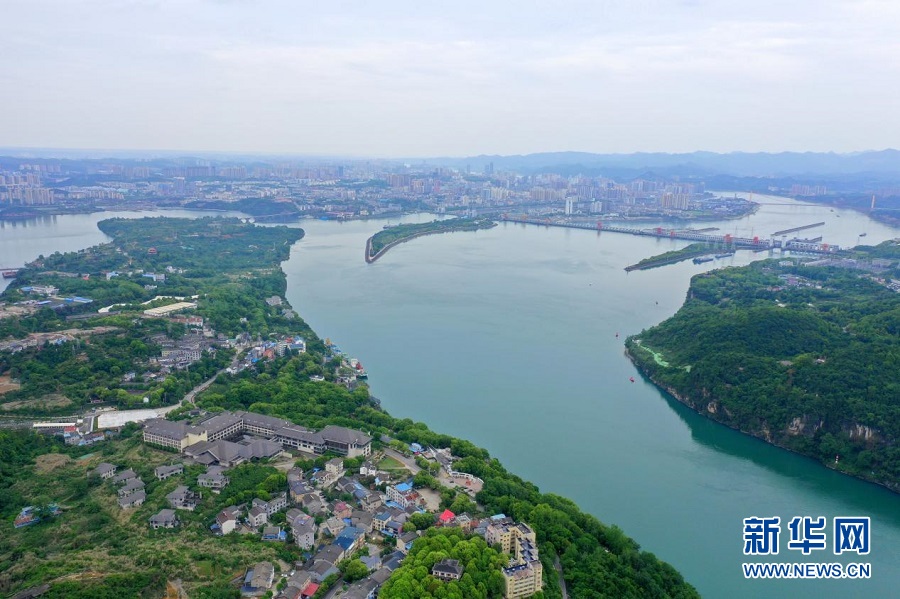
[626,242,900,493]
[365,217,497,263]
[0,217,696,598]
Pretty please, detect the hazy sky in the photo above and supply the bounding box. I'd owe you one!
[2,0,898,157]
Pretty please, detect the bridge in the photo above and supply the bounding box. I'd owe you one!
[500,217,841,254]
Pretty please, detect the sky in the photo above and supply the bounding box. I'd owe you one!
[2,0,899,157]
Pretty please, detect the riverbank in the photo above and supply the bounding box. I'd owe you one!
[625,345,899,496]
[623,251,900,495]
[365,217,497,263]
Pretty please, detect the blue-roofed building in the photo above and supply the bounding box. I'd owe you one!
[336,525,365,553]
[261,526,286,542]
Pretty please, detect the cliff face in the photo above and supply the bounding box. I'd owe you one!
[625,345,899,494]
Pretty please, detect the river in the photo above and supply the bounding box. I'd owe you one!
[2,198,899,598]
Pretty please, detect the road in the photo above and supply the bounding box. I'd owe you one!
[555,556,569,599]
[383,447,421,474]
[157,357,239,416]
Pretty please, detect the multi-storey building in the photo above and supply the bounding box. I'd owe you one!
[485,519,543,599]
[143,410,372,458]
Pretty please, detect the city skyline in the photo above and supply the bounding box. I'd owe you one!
[3,0,899,156]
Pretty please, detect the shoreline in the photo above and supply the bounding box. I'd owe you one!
[366,227,456,263]
[624,346,900,496]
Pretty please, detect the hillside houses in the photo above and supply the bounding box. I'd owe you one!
[198,465,229,491]
[155,463,183,480]
[166,486,201,511]
[94,462,116,479]
[149,509,179,530]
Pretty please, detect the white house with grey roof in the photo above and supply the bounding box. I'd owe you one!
[94,462,117,479]
[166,485,200,511]
[112,468,137,484]
[118,490,146,509]
[149,509,179,529]
[155,464,183,480]
[432,558,463,581]
[198,466,229,490]
[117,479,145,497]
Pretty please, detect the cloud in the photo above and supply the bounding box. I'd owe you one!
[0,0,898,155]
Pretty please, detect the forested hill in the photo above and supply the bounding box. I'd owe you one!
[626,242,900,491]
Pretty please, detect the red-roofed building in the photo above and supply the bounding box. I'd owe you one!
[439,509,455,525]
[300,582,320,598]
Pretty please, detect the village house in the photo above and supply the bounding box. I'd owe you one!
[118,491,146,509]
[342,578,379,599]
[112,468,137,484]
[322,516,345,537]
[94,462,117,479]
[262,526,286,542]
[117,479,146,497]
[166,486,201,511]
[386,482,419,509]
[332,501,352,519]
[351,509,375,533]
[248,506,268,528]
[149,509,179,529]
[397,530,420,554]
[276,570,315,599]
[334,526,365,555]
[155,463,184,480]
[292,517,317,550]
[214,506,241,535]
[252,493,288,516]
[241,561,275,597]
[432,559,463,582]
[198,465,229,490]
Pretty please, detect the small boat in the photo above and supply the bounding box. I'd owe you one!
[714,253,734,259]
[629,377,635,383]
[2,270,18,279]
[615,332,619,338]
[859,232,867,237]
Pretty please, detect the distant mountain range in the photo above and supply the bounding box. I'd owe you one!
[422,150,900,178]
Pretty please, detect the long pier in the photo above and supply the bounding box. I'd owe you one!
[500,217,840,254]
[771,222,825,237]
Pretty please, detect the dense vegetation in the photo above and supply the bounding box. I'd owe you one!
[0,321,231,413]
[378,528,506,599]
[625,243,721,271]
[627,242,900,491]
[366,217,497,261]
[0,218,319,414]
[0,432,291,597]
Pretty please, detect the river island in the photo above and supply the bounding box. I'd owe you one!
[365,217,497,263]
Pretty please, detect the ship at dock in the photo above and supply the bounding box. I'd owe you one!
[2,270,19,279]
